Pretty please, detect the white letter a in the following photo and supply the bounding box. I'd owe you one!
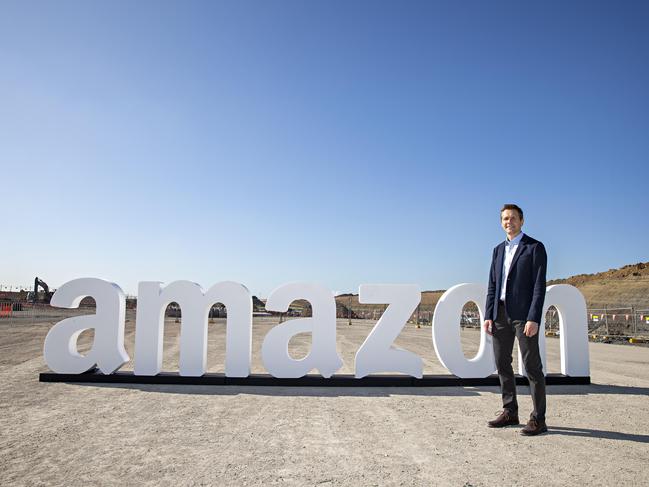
[44,278,129,374]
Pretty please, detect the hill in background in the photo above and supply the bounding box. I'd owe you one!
[547,262,649,309]
[334,262,649,314]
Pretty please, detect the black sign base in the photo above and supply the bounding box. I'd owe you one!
[39,371,590,387]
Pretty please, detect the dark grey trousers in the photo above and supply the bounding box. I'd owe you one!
[492,301,546,421]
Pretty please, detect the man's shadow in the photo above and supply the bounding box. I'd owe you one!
[545,383,649,396]
[513,383,649,443]
[547,426,649,443]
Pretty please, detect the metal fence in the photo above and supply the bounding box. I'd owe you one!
[2,300,649,340]
[585,307,649,337]
[342,303,649,339]
[0,302,95,326]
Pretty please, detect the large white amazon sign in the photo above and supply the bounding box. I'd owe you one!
[43,278,590,379]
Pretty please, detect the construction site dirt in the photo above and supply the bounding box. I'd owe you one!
[1,316,648,486]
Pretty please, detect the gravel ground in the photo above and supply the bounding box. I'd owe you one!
[1,317,648,486]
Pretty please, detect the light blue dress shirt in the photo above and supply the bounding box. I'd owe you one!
[500,232,524,301]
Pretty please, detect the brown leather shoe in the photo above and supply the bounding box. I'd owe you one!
[520,418,548,436]
[487,410,520,428]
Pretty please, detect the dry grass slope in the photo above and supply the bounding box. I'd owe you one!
[334,262,649,311]
[548,262,649,308]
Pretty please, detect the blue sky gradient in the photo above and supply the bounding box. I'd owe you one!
[1,1,648,296]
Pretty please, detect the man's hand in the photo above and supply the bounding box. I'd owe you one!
[524,321,539,337]
[483,319,493,336]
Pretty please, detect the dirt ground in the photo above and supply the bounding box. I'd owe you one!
[1,316,648,486]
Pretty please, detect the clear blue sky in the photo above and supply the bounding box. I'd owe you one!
[1,1,648,297]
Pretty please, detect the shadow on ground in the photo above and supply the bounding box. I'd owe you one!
[69,382,649,398]
[73,382,483,397]
[546,383,649,396]
[548,426,649,443]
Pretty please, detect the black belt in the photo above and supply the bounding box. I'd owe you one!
[499,299,505,306]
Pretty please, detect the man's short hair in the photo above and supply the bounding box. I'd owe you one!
[500,204,524,220]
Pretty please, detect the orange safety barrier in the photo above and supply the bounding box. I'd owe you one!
[0,304,12,317]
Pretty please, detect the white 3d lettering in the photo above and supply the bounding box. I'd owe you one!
[43,278,590,379]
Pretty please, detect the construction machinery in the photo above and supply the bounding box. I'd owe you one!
[28,277,53,304]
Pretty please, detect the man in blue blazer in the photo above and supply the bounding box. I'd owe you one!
[484,204,548,436]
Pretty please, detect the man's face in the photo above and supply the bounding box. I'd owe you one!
[501,209,523,239]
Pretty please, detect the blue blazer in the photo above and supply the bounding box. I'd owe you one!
[485,234,547,324]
